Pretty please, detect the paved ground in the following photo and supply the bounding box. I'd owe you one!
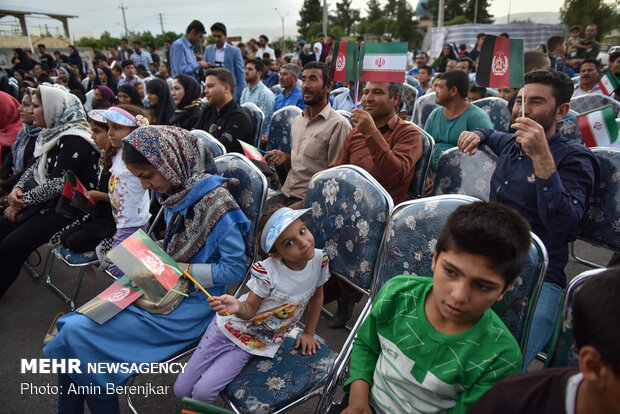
[0,241,611,413]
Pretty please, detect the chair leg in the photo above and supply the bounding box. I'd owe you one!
[45,252,88,311]
[570,242,603,268]
[25,248,52,280]
[125,376,139,414]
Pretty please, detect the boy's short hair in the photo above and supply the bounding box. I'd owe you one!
[246,58,265,75]
[469,85,487,98]
[436,202,531,285]
[438,70,470,99]
[573,267,620,374]
[546,35,565,52]
[121,59,134,69]
[204,67,235,95]
[418,65,432,77]
[186,20,206,35]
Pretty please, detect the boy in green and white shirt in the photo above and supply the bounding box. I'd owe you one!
[342,202,532,414]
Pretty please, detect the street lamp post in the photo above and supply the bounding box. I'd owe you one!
[274,8,288,53]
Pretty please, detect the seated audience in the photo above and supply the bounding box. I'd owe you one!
[241,58,275,132]
[116,83,143,106]
[415,66,432,97]
[146,78,175,125]
[468,86,487,102]
[572,59,603,98]
[169,74,203,130]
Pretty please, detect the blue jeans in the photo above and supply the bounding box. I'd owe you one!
[522,282,563,370]
[57,373,120,414]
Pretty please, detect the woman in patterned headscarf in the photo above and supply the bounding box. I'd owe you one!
[0,85,99,298]
[45,126,250,413]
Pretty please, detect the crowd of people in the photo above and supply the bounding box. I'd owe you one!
[0,17,618,414]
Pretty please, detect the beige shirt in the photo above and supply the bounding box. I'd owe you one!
[282,103,351,199]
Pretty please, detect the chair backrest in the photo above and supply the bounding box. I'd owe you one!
[408,126,435,199]
[241,102,265,147]
[401,83,418,115]
[270,84,283,96]
[485,88,499,97]
[266,105,302,154]
[411,92,438,129]
[191,129,226,158]
[471,97,512,132]
[214,153,268,262]
[302,165,394,292]
[336,109,354,128]
[373,195,548,348]
[431,145,498,201]
[329,86,349,100]
[571,75,580,86]
[558,109,585,145]
[405,75,420,87]
[546,268,607,368]
[579,147,620,252]
[570,94,620,117]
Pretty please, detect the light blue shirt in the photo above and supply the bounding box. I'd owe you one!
[241,81,275,134]
[170,36,199,79]
[332,92,354,112]
[265,85,306,134]
[131,50,153,69]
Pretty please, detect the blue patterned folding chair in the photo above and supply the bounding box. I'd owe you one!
[545,268,607,368]
[401,83,418,119]
[270,84,283,96]
[411,91,438,129]
[571,147,620,267]
[329,86,349,100]
[570,94,620,117]
[405,75,420,87]
[431,146,498,201]
[336,109,354,128]
[267,105,302,155]
[407,126,434,199]
[558,109,585,145]
[222,165,393,414]
[190,129,226,158]
[571,75,580,86]
[472,97,512,132]
[241,102,266,147]
[126,153,268,414]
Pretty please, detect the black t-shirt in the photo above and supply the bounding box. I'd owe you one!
[197,99,253,153]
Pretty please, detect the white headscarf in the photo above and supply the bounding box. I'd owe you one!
[33,85,96,184]
[314,42,323,61]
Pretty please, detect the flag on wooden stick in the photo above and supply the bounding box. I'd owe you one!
[359,42,408,83]
[576,105,618,147]
[476,35,524,88]
[330,41,359,82]
[596,69,619,96]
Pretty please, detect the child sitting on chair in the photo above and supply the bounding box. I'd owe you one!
[341,201,530,414]
[174,206,330,403]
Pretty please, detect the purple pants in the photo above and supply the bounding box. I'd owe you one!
[107,224,149,277]
[174,321,253,403]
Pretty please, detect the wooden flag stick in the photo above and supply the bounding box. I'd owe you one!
[183,270,230,316]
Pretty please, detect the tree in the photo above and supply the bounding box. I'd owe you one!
[298,0,323,38]
[394,0,423,46]
[560,0,620,42]
[421,0,493,24]
[307,22,345,43]
[366,0,384,22]
[331,0,361,36]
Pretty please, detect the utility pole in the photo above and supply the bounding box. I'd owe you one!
[437,0,445,27]
[119,4,129,38]
[274,8,288,52]
[474,0,479,24]
[158,13,165,36]
[322,0,327,36]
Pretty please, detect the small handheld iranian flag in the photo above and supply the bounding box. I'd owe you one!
[476,35,524,88]
[77,275,143,324]
[106,229,183,304]
[330,41,359,82]
[576,105,618,147]
[359,42,408,83]
[596,69,619,96]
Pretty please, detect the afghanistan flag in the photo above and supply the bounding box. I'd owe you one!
[596,69,619,96]
[330,41,359,82]
[476,35,524,88]
[106,229,183,304]
[55,170,95,218]
[577,105,618,147]
[359,42,408,83]
[240,141,267,164]
[77,275,143,324]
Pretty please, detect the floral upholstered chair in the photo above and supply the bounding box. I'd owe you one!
[570,94,620,118]
[223,165,393,413]
[407,126,434,199]
[411,91,438,129]
[241,102,266,147]
[401,83,418,119]
[190,129,226,158]
[267,105,302,155]
[558,110,585,145]
[472,97,512,132]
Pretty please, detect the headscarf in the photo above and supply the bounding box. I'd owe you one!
[117,83,143,106]
[13,91,41,172]
[0,91,22,147]
[95,67,117,94]
[313,42,323,61]
[168,75,202,126]
[146,78,175,125]
[58,65,84,93]
[94,85,116,105]
[33,85,96,184]
[124,126,249,262]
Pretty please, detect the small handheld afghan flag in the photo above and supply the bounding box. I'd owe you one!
[476,35,524,88]
[106,229,184,304]
[359,42,408,83]
[596,69,619,96]
[56,170,95,218]
[77,275,143,324]
[576,105,618,148]
[330,41,359,82]
[239,141,267,164]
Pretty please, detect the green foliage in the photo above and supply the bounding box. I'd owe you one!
[298,0,323,38]
[560,0,620,42]
[445,15,473,26]
[366,0,384,22]
[421,0,493,24]
[357,0,422,47]
[331,0,362,36]
[306,22,345,42]
[75,30,182,51]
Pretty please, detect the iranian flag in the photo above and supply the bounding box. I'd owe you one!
[77,275,143,324]
[476,35,524,88]
[330,41,359,82]
[240,141,267,164]
[359,42,408,83]
[106,229,183,304]
[577,105,618,147]
[597,69,619,96]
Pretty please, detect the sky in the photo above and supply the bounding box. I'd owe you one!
[0,0,565,41]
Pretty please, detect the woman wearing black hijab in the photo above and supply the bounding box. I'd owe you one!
[95,67,117,94]
[11,49,35,72]
[146,78,175,125]
[168,74,202,130]
[116,84,143,106]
